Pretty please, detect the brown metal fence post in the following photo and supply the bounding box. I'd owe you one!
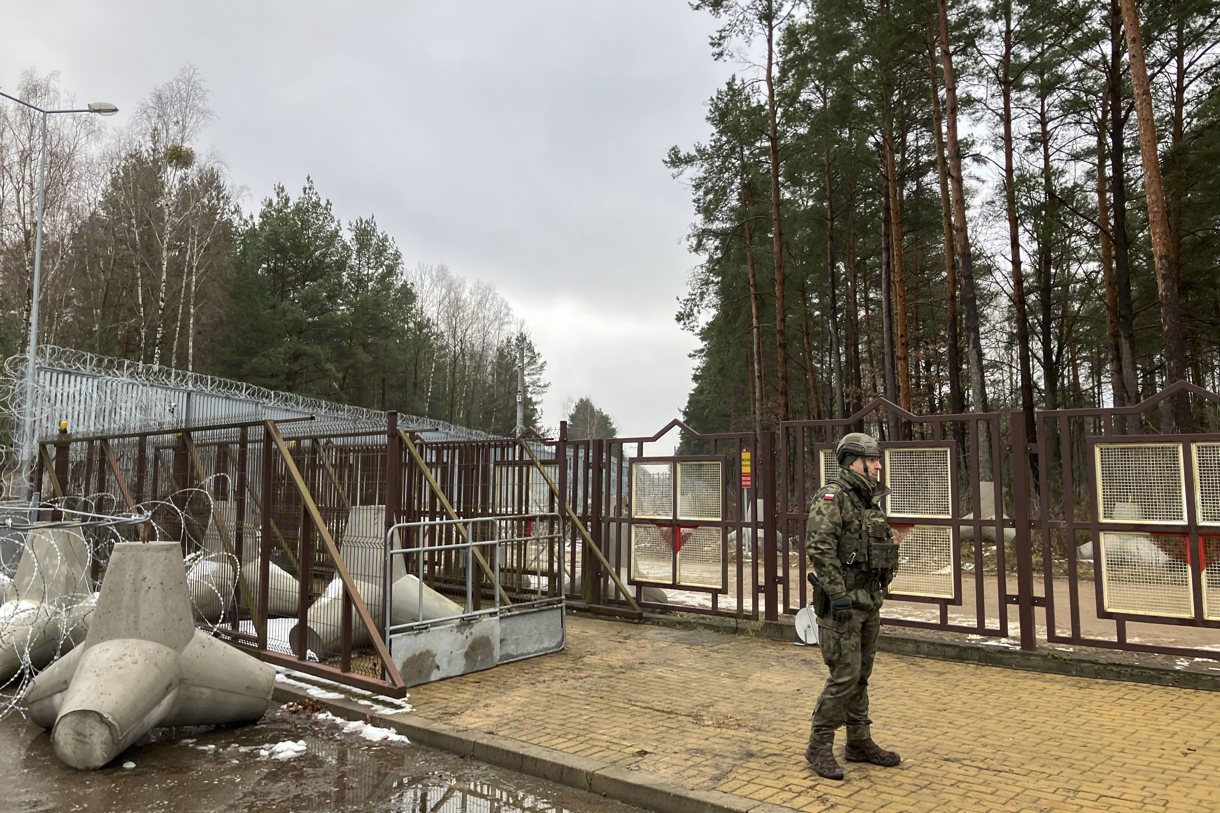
[1010,410,1036,651]
[172,434,190,557]
[133,434,149,542]
[557,421,570,595]
[589,436,604,606]
[259,423,274,650]
[53,440,69,524]
[235,428,248,573]
[385,412,400,639]
[761,430,779,621]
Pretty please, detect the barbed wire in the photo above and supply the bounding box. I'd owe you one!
[0,478,259,720]
[0,345,505,497]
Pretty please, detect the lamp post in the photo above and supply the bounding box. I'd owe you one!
[0,89,118,500]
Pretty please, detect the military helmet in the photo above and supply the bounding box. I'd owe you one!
[835,432,881,464]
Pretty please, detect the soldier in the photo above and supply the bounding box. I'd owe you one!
[804,432,902,780]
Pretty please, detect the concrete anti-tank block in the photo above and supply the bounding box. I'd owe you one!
[22,541,274,769]
[0,527,95,682]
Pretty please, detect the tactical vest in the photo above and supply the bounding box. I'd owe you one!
[825,482,899,574]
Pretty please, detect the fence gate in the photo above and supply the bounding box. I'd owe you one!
[1030,382,1220,657]
[773,386,1220,660]
[778,401,1017,643]
[573,426,769,619]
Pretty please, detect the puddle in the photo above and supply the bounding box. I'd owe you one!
[0,702,647,813]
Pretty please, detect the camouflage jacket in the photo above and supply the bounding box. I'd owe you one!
[805,466,897,610]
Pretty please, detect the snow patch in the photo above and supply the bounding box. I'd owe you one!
[344,718,409,744]
[285,708,411,745]
[274,669,414,714]
[261,740,308,761]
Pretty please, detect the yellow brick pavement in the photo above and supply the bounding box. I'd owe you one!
[389,614,1220,812]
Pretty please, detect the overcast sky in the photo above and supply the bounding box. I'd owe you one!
[1,1,738,441]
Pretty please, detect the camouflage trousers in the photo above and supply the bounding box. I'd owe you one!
[807,606,881,749]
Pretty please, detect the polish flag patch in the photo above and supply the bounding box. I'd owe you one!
[823,493,835,500]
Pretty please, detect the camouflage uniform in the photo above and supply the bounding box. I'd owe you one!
[805,465,898,750]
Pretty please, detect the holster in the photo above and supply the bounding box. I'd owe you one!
[807,572,829,617]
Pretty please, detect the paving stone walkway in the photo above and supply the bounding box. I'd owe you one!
[283,614,1220,813]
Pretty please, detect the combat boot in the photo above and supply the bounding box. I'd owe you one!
[844,738,901,767]
[804,747,844,780]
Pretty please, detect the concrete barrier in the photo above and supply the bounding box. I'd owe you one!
[185,551,237,623]
[958,482,1017,545]
[288,572,383,658]
[22,541,275,769]
[239,559,301,617]
[201,500,259,567]
[391,573,465,624]
[0,528,95,682]
[570,570,668,605]
[288,571,465,659]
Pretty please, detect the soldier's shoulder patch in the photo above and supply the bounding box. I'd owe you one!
[822,492,835,500]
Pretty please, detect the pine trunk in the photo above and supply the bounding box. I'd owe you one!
[824,138,845,420]
[928,25,963,418]
[766,11,789,424]
[1119,0,1191,430]
[1002,1,1037,453]
[1109,1,1141,429]
[938,0,991,472]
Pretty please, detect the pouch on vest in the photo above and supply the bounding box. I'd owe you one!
[866,514,899,571]
[838,520,869,566]
[868,538,900,571]
[868,512,897,568]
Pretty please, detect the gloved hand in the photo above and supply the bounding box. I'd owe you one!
[829,595,852,623]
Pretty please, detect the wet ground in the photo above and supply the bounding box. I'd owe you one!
[0,701,648,813]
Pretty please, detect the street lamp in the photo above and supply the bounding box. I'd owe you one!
[0,89,118,500]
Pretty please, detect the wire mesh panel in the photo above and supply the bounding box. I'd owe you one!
[492,461,558,514]
[1100,532,1193,618]
[674,526,722,589]
[203,500,258,566]
[1193,443,1220,524]
[339,505,388,584]
[530,463,558,513]
[488,462,564,596]
[629,459,725,590]
[1205,536,1219,621]
[628,523,724,590]
[1095,443,1187,523]
[630,523,672,583]
[677,461,721,521]
[495,516,565,597]
[631,462,673,519]
[889,525,954,599]
[820,449,837,488]
[886,447,952,517]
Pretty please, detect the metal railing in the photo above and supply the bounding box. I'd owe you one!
[385,511,565,636]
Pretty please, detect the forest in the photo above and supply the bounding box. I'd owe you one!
[0,66,549,441]
[670,0,1220,444]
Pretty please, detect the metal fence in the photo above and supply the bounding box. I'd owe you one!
[12,382,1220,696]
[568,390,1220,662]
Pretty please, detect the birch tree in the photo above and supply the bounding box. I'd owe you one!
[0,70,108,359]
[125,65,218,366]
